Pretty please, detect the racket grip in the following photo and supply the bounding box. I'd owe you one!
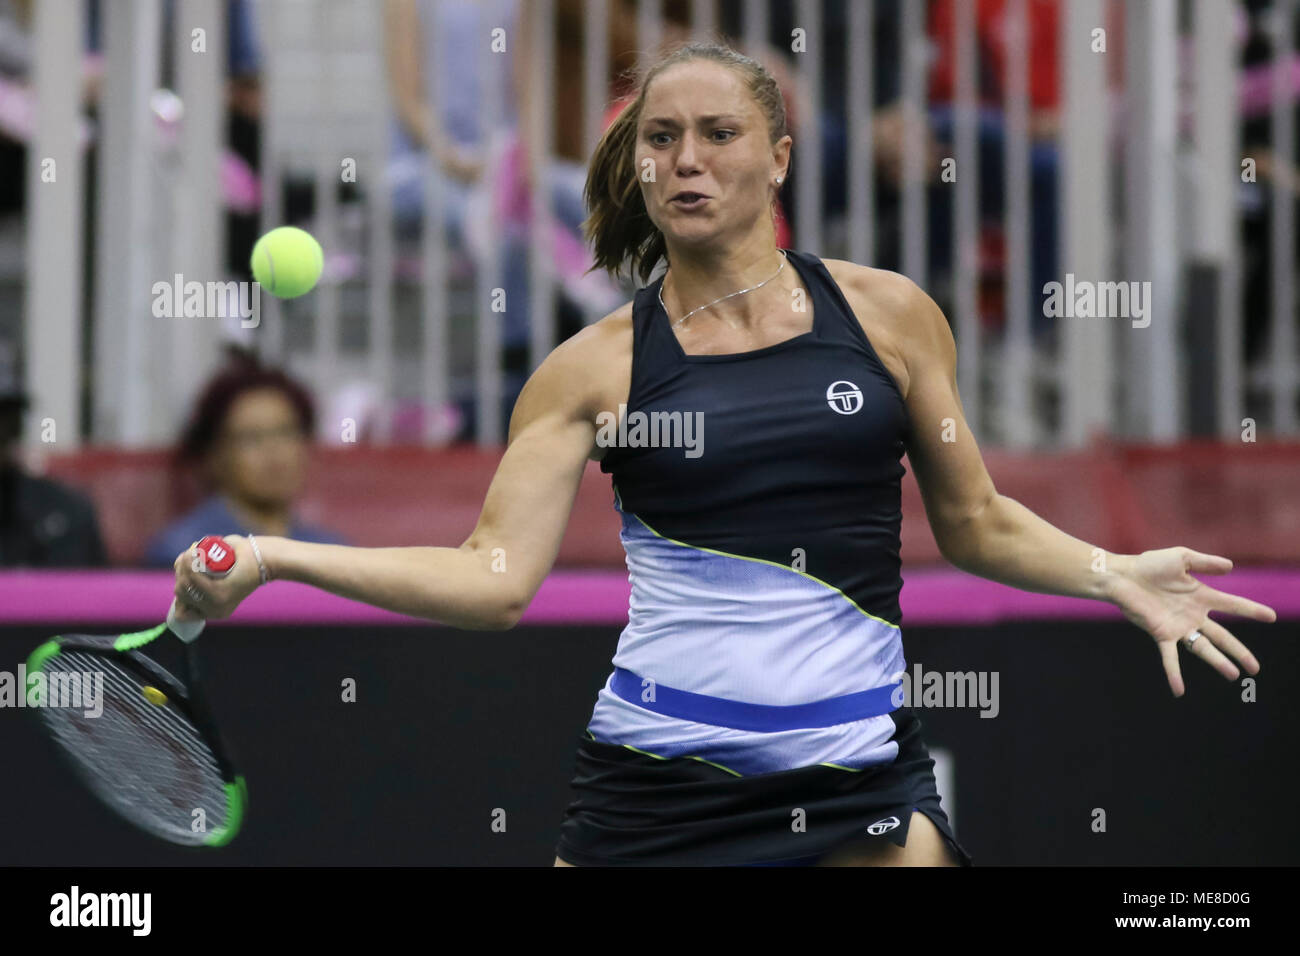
[169,535,238,643]
[167,598,206,643]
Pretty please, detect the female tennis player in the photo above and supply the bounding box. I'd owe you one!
[172,42,1277,867]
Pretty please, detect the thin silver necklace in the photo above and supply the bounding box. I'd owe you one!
[660,250,788,329]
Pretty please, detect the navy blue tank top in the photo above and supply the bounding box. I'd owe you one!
[585,248,914,775]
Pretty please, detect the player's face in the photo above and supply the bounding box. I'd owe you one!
[212,388,308,508]
[636,61,785,248]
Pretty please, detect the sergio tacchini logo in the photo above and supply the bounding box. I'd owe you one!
[866,815,901,835]
[826,380,864,415]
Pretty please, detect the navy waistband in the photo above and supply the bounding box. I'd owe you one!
[609,667,900,732]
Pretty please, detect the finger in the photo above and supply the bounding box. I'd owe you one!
[1182,549,1232,575]
[1159,639,1185,698]
[1203,587,1277,622]
[1200,618,1260,676]
[174,542,201,576]
[171,598,202,621]
[175,549,199,587]
[174,579,208,609]
[1183,628,1240,682]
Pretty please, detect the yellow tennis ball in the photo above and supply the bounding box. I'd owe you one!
[141,686,168,707]
[250,226,324,298]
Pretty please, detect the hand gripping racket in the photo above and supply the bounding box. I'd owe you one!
[26,535,248,847]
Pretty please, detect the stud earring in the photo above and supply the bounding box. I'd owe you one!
[775,177,783,185]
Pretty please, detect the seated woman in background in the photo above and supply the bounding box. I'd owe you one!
[143,349,346,567]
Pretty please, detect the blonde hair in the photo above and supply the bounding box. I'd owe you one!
[582,41,790,284]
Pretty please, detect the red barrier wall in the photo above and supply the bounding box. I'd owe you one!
[28,438,1300,568]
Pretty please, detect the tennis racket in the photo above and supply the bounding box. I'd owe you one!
[26,535,248,847]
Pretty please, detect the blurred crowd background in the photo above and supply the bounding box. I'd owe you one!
[1,0,1298,570]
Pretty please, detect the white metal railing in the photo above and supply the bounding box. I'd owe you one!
[18,0,1300,452]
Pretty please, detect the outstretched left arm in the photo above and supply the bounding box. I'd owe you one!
[865,271,1277,697]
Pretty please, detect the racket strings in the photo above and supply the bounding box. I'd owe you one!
[39,648,230,845]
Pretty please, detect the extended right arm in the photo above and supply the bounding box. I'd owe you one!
[173,325,613,631]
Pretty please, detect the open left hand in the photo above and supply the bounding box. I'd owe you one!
[172,535,264,622]
[1109,548,1277,697]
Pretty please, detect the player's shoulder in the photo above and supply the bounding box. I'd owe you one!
[821,258,948,344]
[544,299,634,373]
[821,258,933,318]
[517,299,634,421]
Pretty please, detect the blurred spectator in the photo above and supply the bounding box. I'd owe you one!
[385,0,612,439]
[715,0,1061,341]
[0,0,101,218]
[142,347,346,567]
[156,0,266,275]
[384,0,825,437]
[220,0,267,275]
[926,0,1063,344]
[715,0,927,233]
[0,0,33,76]
[508,0,802,318]
[713,0,993,278]
[385,0,494,239]
[0,339,107,567]
[1236,0,1300,367]
[385,0,671,438]
[505,0,636,308]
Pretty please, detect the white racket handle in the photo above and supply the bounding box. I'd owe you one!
[167,598,207,643]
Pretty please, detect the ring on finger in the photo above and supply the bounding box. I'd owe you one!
[1183,628,1204,650]
[185,585,205,604]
